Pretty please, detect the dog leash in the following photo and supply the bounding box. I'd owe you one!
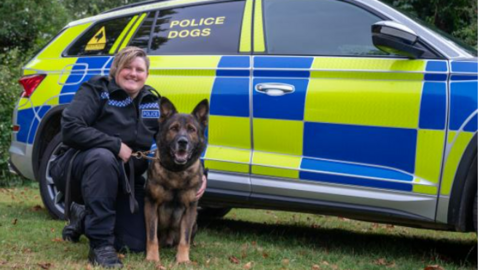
[118,159,139,214]
[131,150,158,161]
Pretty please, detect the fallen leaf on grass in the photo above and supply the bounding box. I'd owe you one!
[241,244,248,258]
[118,254,125,259]
[374,258,396,268]
[51,238,63,242]
[425,265,445,270]
[282,259,290,265]
[0,261,7,265]
[374,258,387,265]
[262,251,269,258]
[229,256,240,264]
[322,261,329,266]
[155,264,166,270]
[244,262,253,269]
[37,262,52,269]
[22,248,32,253]
[12,219,17,225]
[31,205,43,211]
[85,264,93,270]
[312,264,321,270]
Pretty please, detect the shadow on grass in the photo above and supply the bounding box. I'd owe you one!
[198,218,477,267]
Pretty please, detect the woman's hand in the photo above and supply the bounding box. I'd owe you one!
[118,142,132,163]
[195,174,207,200]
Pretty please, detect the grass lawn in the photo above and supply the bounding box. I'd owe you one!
[0,184,477,270]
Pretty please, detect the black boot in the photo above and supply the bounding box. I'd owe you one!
[62,202,86,242]
[88,245,123,268]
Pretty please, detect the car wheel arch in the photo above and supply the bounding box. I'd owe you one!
[447,133,478,232]
[32,105,67,181]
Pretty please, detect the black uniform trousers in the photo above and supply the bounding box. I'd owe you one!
[67,148,146,252]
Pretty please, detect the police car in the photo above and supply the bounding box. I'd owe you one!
[9,0,478,232]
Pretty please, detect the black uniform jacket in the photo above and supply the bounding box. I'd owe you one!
[61,75,160,175]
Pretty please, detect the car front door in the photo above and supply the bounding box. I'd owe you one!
[249,0,448,220]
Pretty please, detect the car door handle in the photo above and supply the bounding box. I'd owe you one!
[255,83,295,96]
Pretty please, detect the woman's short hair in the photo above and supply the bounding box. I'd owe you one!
[109,47,150,80]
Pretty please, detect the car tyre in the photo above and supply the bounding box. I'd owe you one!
[474,192,478,232]
[39,133,65,220]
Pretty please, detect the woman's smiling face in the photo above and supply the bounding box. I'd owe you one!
[115,56,148,99]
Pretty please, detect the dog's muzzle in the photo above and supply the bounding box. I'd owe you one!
[172,137,191,165]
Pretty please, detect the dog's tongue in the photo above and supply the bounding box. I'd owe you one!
[175,151,188,164]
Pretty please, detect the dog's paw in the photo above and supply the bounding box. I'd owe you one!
[146,254,160,262]
[176,256,191,264]
[175,259,191,265]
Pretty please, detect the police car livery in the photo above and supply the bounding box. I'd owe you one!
[9,0,478,232]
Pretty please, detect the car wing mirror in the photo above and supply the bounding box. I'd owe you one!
[372,21,425,59]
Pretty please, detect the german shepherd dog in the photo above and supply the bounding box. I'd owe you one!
[145,97,208,264]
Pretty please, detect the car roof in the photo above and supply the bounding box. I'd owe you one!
[67,0,476,60]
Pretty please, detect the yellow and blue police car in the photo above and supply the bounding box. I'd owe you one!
[8,0,478,232]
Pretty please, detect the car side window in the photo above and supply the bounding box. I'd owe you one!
[66,16,134,56]
[263,0,392,56]
[128,12,156,50]
[143,1,245,55]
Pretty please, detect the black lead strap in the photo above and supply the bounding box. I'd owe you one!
[118,159,139,214]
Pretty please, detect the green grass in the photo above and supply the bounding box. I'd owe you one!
[0,185,477,270]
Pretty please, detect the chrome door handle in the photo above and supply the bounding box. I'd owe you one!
[255,83,295,96]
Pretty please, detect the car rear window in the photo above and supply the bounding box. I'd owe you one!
[65,15,134,56]
[135,1,245,55]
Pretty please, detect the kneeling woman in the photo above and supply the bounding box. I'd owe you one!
[51,47,206,268]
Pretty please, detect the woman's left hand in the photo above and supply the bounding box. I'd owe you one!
[195,174,207,200]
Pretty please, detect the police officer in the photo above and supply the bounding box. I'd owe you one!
[51,47,206,268]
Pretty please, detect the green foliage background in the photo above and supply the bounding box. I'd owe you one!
[0,0,477,186]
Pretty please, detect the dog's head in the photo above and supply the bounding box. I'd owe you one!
[157,97,208,170]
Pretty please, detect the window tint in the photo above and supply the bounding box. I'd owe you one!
[147,1,245,55]
[129,12,156,49]
[66,16,134,56]
[263,0,391,56]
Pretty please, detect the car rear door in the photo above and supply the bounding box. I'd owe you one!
[128,0,253,201]
[249,0,448,220]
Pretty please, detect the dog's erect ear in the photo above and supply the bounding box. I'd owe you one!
[160,97,177,123]
[191,99,209,127]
